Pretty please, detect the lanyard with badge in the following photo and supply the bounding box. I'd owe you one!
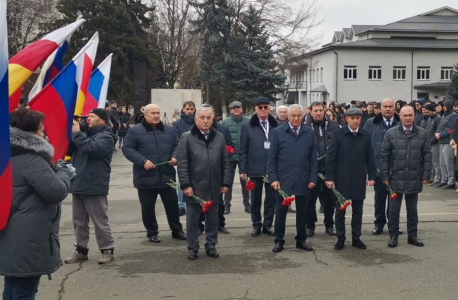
[261,122,270,149]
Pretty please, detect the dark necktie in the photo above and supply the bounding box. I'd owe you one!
[293,127,298,137]
[203,132,209,140]
[387,119,391,127]
[405,129,411,135]
[352,132,357,136]
[261,121,267,129]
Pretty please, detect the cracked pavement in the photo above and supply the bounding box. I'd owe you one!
[2,152,458,300]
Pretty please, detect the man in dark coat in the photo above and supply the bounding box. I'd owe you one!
[267,104,318,253]
[380,106,432,248]
[414,99,425,127]
[108,100,120,137]
[65,108,117,264]
[421,103,441,184]
[325,108,376,251]
[222,101,251,214]
[304,101,340,237]
[177,106,231,260]
[435,100,457,189]
[172,101,196,216]
[122,104,186,243]
[363,98,401,235]
[239,97,279,237]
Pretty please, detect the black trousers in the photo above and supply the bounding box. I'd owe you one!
[373,177,390,229]
[306,178,335,230]
[274,194,307,243]
[388,193,418,238]
[138,187,183,237]
[335,199,364,240]
[250,177,276,229]
[224,161,250,206]
[187,202,218,250]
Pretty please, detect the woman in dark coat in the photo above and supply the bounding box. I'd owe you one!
[117,106,131,149]
[0,109,72,299]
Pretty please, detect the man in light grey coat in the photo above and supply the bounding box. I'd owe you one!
[177,106,231,260]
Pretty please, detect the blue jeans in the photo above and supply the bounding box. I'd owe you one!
[118,136,125,148]
[177,178,185,209]
[3,276,41,300]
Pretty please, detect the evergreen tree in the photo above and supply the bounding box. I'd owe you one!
[55,0,162,104]
[447,63,458,101]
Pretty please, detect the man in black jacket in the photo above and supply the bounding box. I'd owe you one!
[108,100,120,137]
[304,101,340,237]
[421,103,441,185]
[239,97,278,237]
[325,108,376,251]
[122,104,186,244]
[380,106,432,248]
[65,108,117,265]
[177,106,231,260]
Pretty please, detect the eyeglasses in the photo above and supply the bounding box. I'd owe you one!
[257,105,269,110]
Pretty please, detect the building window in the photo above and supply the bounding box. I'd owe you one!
[316,68,319,82]
[393,67,406,80]
[321,68,323,82]
[417,67,430,80]
[368,66,382,80]
[344,66,357,79]
[441,67,453,81]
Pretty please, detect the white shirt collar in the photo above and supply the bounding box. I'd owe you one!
[348,125,359,133]
[289,122,301,131]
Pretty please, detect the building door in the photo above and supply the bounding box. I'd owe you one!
[417,92,429,100]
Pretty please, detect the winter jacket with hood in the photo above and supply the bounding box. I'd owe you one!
[0,127,71,278]
[172,111,195,138]
[222,114,250,162]
[435,100,457,144]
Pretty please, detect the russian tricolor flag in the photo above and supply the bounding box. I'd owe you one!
[0,0,12,230]
[85,53,113,114]
[8,18,85,112]
[29,41,94,163]
[74,32,99,116]
[28,40,70,101]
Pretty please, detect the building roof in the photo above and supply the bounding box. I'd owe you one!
[342,28,351,39]
[352,25,380,35]
[332,38,458,49]
[310,85,328,93]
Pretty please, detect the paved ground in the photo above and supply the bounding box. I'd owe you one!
[2,152,458,300]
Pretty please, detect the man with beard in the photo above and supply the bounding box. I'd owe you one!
[303,101,340,237]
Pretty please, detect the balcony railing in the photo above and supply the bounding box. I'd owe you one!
[285,81,307,90]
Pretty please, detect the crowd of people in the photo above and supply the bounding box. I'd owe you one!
[1,95,454,298]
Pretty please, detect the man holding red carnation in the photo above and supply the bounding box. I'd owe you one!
[325,108,376,251]
[267,104,318,253]
[380,106,432,248]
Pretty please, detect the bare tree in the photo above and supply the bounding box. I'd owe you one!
[148,0,200,88]
[7,0,59,56]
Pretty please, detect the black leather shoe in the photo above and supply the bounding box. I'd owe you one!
[335,238,345,250]
[319,205,324,214]
[244,204,251,213]
[179,207,186,216]
[398,229,403,235]
[408,237,424,247]
[224,204,230,215]
[442,184,456,190]
[325,228,336,236]
[435,182,447,188]
[372,227,383,235]
[172,231,186,240]
[187,249,198,260]
[296,241,313,251]
[251,228,261,237]
[272,242,284,253]
[218,226,230,234]
[206,248,220,258]
[388,236,398,248]
[306,228,315,238]
[352,239,367,249]
[149,235,161,243]
[262,226,275,236]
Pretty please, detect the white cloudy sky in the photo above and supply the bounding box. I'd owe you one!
[314,0,458,47]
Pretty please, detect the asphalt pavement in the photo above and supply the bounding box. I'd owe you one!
[2,151,458,300]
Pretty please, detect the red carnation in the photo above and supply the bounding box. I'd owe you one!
[390,193,398,200]
[245,179,256,191]
[448,129,453,135]
[226,145,235,155]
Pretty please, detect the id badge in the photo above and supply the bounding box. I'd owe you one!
[264,141,270,149]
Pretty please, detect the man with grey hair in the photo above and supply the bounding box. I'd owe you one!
[276,105,288,124]
[122,104,186,243]
[268,104,318,253]
[177,106,231,260]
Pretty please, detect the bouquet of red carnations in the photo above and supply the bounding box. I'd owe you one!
[262,175,295,206]
[318,173,351,211]
[168,180,213,212]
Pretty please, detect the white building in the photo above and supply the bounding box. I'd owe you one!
[280,6,458,107]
